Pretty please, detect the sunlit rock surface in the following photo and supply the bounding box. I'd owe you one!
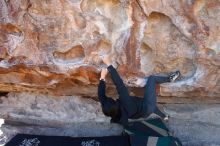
[0,0,219,100]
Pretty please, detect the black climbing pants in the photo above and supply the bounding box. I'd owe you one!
[143,75,170,118]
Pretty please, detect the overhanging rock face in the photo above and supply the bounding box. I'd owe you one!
[0,0,219,101]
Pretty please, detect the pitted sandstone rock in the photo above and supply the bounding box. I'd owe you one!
[0,0,219,100]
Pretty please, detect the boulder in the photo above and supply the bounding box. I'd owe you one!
[0,0,219,101]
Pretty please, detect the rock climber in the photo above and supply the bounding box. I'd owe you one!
[98,55,180,126]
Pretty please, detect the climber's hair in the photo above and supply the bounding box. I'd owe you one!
[101,98,119,119]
